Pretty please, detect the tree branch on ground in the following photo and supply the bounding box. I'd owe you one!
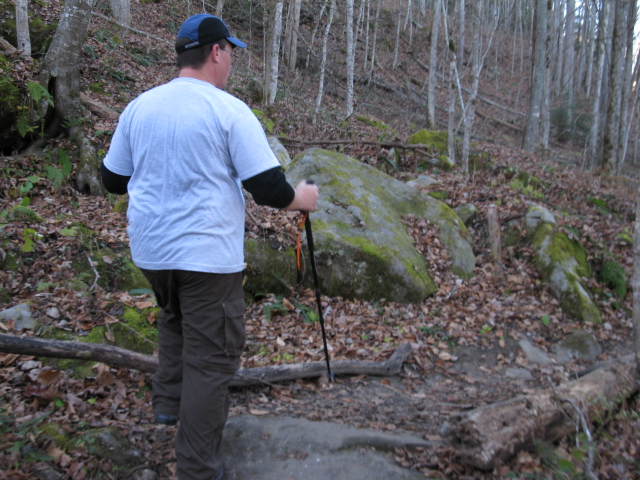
[0,334,413,388]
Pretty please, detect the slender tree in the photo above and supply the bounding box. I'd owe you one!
[427,0,442,128]
[264,2,284,105]
[313,0,336,124]
[457,0,465,72]
[602,0,628,173]
[368,0,381,80]
[109,0,131,27]
[563,0,575,141]
[634,188,640,374]
[306,0,327,69]
[522,0,548,151]
[283,0,302,70]
[617,0,637,172]
[15,0,31,55]
[584,0,609,170]
[392,3,401,70]
[346,0,356,117]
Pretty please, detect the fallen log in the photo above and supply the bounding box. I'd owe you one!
[445,354,638,471]
[0,334,412,387]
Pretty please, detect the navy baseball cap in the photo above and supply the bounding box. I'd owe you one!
[175,14,247,53]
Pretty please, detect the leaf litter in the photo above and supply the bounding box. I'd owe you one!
[0,1,639,479]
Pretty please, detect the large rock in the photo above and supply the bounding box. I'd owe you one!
[245,148,475,303]
[222,415,431,480]
[525,205,601,324]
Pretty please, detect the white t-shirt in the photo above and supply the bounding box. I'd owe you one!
[104,77,280,273]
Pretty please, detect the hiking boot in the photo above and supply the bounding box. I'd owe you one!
[154,414,178,425]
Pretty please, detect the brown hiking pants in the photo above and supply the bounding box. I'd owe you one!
[141,269,245,480]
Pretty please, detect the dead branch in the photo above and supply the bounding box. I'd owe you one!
[277,135,438,154]
[487,204,505,282]
[446,354,638,471]
[91,11,172,47]
[0,334,412,387]
[80,93,119,120]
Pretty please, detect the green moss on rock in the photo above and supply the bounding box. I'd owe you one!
[530,219,601,324]
[408,130,448,154]
[355,115,388,130]
[599,260,627,298]
[272,148,475,302]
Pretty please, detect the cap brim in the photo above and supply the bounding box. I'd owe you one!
[227,36,247,49]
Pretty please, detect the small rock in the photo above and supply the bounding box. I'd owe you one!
[518,339,553,365]
[505,367,534,381]
[554,330,602,364]
[406,175,441,189]
[454,204,479,226]
[0,303,38,331]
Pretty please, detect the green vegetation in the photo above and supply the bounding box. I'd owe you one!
[599,259,627,298]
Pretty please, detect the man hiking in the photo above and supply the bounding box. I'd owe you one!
[101,13,318,480]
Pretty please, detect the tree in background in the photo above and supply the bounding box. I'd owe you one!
[523,0,548,152]
[108,0,130,27]
[15,0,30,55]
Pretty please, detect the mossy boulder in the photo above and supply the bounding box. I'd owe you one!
[245,148,475,303]
[408,130,448,154]
[267,136,292,169]
[72,247,151,292]
[554,330,602,364]
[40,304,158,377]
[454,204,479,226]
[526,205,601,324]
[355,115,389,130]
[598,259,627,298]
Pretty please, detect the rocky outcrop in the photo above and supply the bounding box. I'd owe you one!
[525,205,601,324]
[245,148,475,303]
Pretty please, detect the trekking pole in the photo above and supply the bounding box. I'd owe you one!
[299,180,333,381]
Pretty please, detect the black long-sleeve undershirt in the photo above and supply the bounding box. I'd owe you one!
[100,162,294,209]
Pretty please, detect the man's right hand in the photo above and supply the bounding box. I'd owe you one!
[286,180,319,211]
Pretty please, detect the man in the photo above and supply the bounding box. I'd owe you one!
[101,13,318,480]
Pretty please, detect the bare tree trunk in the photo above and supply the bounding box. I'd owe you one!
[108,0,130,27]
[313,0,336,125]
[447,60,456,165]
[617,0,637,172]
[522,0,548,151]
[283,0,301,70]
[392,5,401,70]
[456,0,465,72]
[215,0,224,17]
[404,0,414,46]
[551,0,563,100]
[574,0,588,94]
[584,0,596,97]
[488,204,505,281]
[563,0,575,141]
[38,0,102,195]
[265,2,284,105]
[584,1,609,170]
[346,0,356,117]
[427,0,442,128]
[306,0,327,69]
[635,188,640,375]
[15,0,31,55]
[621,48,640,171]
[368,0,381,80]
[602,0,628,173]
[362,0,370,73]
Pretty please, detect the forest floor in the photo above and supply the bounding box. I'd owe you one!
[1,1,640,479]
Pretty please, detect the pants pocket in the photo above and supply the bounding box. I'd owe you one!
[223,298,246,356]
